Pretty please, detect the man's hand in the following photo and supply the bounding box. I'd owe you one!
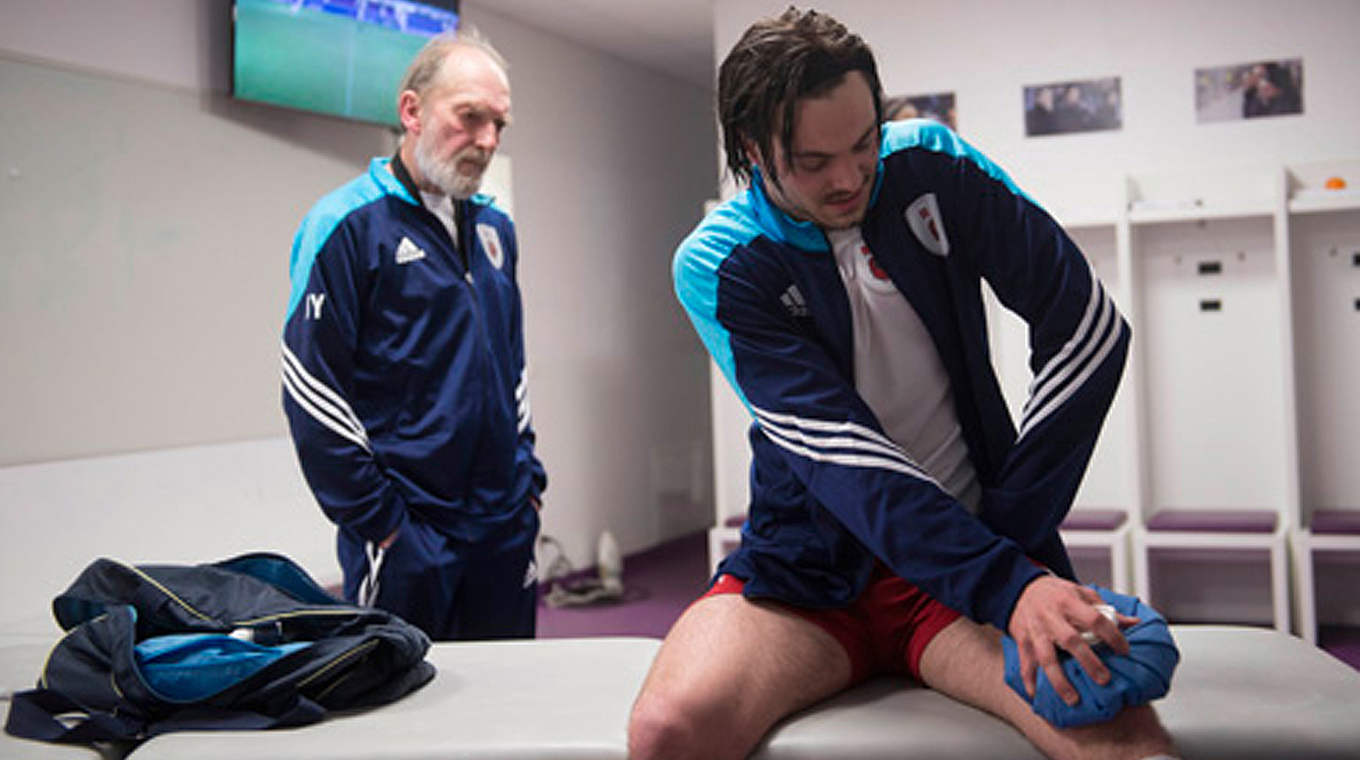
[1007,575,1140,706]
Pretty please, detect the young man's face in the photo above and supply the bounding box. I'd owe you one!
[756,71,879,231]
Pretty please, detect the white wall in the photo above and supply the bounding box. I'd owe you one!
[0,0,717,619]
[468,5,718,564]
[0,439,336,634]
[0,0,391,465]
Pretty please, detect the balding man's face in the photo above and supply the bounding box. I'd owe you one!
[405,49,511,198]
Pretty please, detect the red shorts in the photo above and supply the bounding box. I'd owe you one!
[698,564,960,683]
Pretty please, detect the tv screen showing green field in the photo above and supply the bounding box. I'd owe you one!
[233,0,459,126]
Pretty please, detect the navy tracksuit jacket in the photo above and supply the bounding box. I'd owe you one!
[674,119,1129,631]
[282,154,546,639]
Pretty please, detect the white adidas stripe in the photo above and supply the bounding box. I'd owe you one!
[280,341,370,451]
[282,366,370,451]
[754,408,915,467]
[1019,269,1124,438]
[759,422,943,487]
[753,404,902,453]
[357,541,386,607]
[751,404,940,486]
[1024,288,1114,427]
[517,398,532,433]
[515,368,531,433]
[1023,267,1105,419]
[1018,300,1123,439]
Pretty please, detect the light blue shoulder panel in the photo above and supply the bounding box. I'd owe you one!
[285,158,415,321]
[673,193,767,413]
[880,118,1044,209]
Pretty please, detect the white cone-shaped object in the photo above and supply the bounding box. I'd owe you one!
[597,530,623,594]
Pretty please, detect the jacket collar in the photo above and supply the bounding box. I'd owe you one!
[390,150,423,205]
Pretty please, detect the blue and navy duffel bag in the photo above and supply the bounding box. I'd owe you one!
[4,552,435,746]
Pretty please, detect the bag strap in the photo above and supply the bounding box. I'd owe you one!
[5,687,145,743]
[5,686,327,744]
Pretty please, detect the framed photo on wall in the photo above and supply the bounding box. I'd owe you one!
[1023,77,1122,137]
[1195,58,1303,123]
[885,91,956,132]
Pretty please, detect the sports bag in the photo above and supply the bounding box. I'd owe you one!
[4,552,435,745]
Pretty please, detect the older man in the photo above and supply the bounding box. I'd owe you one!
[282,31,546,641]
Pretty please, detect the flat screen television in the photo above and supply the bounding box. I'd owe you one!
[232,0,460,127]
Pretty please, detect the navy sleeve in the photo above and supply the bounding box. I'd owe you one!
[922,129,1130,555]
[674,218,1043,630]
[281,212,409,544]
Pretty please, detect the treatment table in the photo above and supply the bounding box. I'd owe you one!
[755,626,1360,759]
[10,627,1360,759]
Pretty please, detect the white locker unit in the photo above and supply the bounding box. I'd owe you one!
[1129,208,1292,632]
[1286,160,1360,643]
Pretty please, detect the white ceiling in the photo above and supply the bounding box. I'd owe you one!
[475,0,716,88]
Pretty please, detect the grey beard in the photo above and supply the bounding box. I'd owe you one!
[413,137,487,200]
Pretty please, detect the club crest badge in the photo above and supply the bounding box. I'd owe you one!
[904,193,950,257]
[476,223,504,270]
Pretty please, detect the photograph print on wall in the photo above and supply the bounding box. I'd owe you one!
[1023,76,1122,137]
[1195,58,1303,123]
[884,91,957,132]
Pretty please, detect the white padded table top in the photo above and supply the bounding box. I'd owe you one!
[132,636,660,760]
[1150,626,1360,760]
[755,625,1360,760]
[1,635,124,759]
[35,626,1360,760]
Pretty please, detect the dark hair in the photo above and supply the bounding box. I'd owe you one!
[717,7,883,187]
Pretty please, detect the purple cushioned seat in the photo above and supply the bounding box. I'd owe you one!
[723,513,747,528]
[1145,509,1276,533]
[1061,509,1127,531]
[1310,509,1360,535]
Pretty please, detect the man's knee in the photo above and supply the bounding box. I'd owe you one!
[627,688,719,760]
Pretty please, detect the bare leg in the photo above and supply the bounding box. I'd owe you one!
[628,593,852,760]
[918,618,1176,760]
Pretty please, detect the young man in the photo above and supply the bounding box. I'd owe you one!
[628,8,1177,760]
[281,32,546,641]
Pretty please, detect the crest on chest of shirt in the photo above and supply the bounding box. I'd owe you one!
[904,193,950,257]
[476,223,505,270]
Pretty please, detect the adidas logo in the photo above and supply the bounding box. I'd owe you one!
[780,285,809,317]
[395,237,426,265]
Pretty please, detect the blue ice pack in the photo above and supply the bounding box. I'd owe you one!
[1002,586,1179,728]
